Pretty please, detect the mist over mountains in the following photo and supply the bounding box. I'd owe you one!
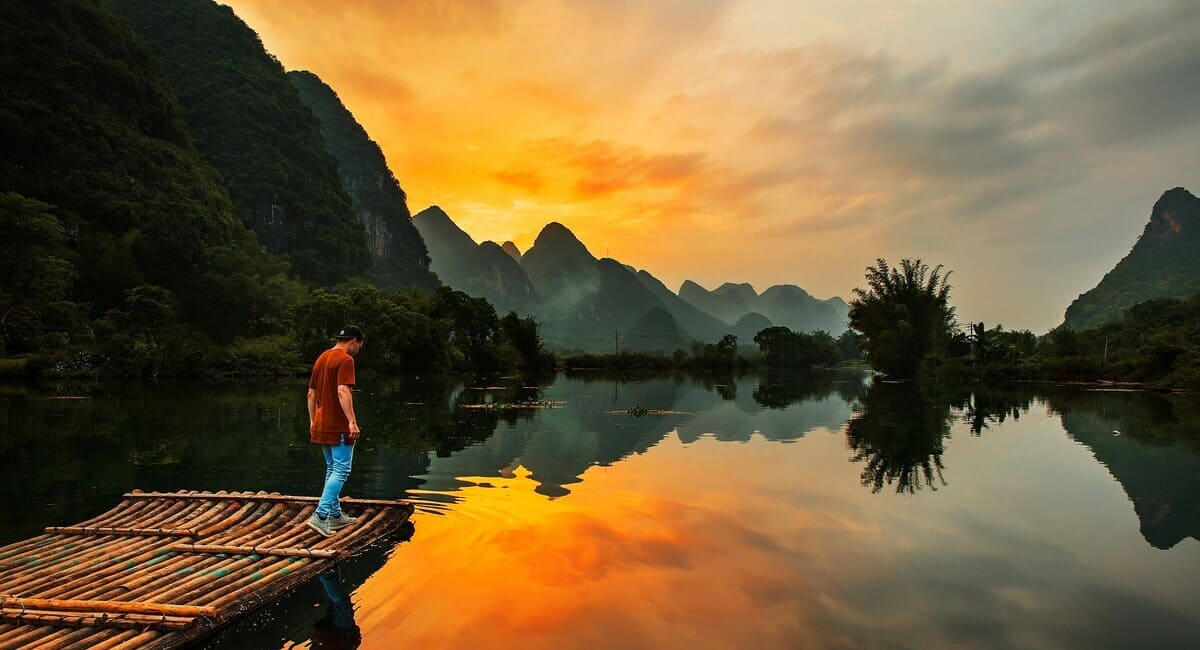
[680,281,847,337]
[417,210,850,352]
[412,206,539,314]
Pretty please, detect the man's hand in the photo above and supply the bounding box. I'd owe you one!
[347,421,360,444]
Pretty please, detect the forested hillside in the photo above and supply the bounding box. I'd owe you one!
[107,0,368,286]
[0,0,544,377]
[1064,187,1200,329]
[0,0,294,346]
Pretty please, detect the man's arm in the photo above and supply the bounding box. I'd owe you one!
[337,384,359,442]
[307,388,317,431]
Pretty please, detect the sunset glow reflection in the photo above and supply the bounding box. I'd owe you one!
[355,440,863,648]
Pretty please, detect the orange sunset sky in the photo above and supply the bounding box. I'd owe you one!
[222,0,1199,331]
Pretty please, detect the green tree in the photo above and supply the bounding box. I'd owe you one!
[430,286,501,368]
[499,311,548,370]
[0,193,82,352]
[754,326,840,368]
[836,329,864,361]
[848,258,956,379]
[108,0,369,286]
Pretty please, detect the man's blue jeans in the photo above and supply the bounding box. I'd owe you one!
[317,435,354,518]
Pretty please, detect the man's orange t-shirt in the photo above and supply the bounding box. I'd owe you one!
[308,348,356,444]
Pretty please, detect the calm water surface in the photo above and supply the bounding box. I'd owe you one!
[1,372,1198,649]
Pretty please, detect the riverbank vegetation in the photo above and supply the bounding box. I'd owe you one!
[847,258,1200,390]
[0,272,553,380]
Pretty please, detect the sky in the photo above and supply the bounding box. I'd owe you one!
[223,0,1199,331]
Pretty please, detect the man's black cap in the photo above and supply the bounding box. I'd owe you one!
[334,325,364,342]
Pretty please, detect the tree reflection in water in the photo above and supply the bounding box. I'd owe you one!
[957,386,1035,436]
[846,382,1036,494]
[752,368,868,408]
[846,382,951,494]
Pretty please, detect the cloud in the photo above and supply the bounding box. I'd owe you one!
[1049,1,1200,143]
[530,139,706,198]
[492,167,546,192]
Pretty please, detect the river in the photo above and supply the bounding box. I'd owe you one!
[2,371,1198,649]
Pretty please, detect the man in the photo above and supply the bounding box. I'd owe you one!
[306,325,364,537]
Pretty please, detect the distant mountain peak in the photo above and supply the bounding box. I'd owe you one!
[413,205,475,246]
[1063,187,1200,329]
[501,241,522,262]
[533,222,591,252]
[715,282,757,296]
[763,284,812,299]
[417,204,451,221]
[1147,187,1197,243]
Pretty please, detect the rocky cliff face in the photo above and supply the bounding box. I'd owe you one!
[1064,187,1200,329]
[288,70,436,291]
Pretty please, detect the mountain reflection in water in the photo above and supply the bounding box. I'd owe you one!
[2,372,1198,648]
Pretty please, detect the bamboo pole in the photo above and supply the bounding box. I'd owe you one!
[103,630,165,650]
[0,610,195,631]
[125,491,412,507]
[59,537,237,602]
[203,501,291,546]
[0,536,59,582]
[78,552,231,606]
[44,526,197,538]
[70,629,138,650]
[21,626,92,650]
[167,544,338,559]
[65,496,155,530]
[0,597,215,618]
[23,626,132,650]
[0,538,155,599]
[121,551,270,607]
[88,499,177,532]
[193,556,304,613]
[0,625,64,649]
[0,534,56,566]
[103,498,203,532]
[3,537,163,599]
[224,510,315,552]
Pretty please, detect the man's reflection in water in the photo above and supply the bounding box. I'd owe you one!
[309,521,416,649]
[312,566,361,649]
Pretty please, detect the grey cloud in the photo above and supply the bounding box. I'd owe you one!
[1027,0,1200,74]
[1059,6,1200,143]
[732,0,1198,249]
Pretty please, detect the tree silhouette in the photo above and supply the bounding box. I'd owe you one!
[848,258,956,379]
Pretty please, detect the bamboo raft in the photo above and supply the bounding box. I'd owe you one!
[0,490,414,649]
